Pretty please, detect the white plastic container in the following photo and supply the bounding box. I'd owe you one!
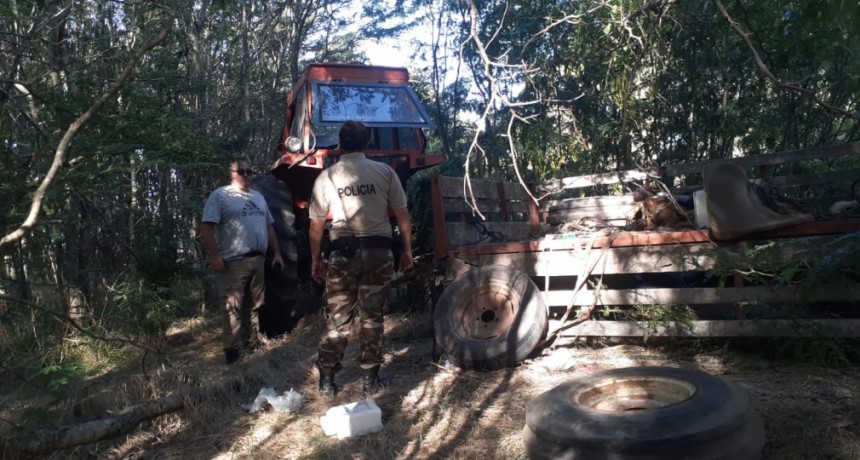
[693,190,710,228]
[320,399,383,439]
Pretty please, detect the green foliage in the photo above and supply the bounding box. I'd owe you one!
[2,0,859,384]
[405,173,436,256]
[790,327,858,367]
[706,233,860,365]
[632,304,696,326]
[38,362,84,393]
[110,283,180,336]
[631,304,696,342]
[709,233,859,306]
[443,0,860,181]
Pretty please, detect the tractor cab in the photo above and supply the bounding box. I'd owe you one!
[271,63,444,224]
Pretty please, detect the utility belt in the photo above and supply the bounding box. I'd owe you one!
[329,235,391,258]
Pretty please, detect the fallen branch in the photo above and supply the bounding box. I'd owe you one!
[2,376,243,457]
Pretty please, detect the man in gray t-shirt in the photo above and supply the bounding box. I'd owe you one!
[201,160,284,364]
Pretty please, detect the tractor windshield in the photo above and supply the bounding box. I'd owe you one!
[311,81,435,129]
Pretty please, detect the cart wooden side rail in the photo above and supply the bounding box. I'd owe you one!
[430,143,860,338]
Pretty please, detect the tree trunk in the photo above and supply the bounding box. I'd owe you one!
[2,376,244,457]
[241,1,251,124]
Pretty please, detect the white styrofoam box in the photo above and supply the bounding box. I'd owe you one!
[320,399,383,439]
[693,190,711,228]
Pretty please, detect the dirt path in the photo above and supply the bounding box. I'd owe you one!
[10,313,860,459]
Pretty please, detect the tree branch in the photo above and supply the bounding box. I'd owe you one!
[2,375,245,456]
[462,0,544,220]
[0,17,174,252]
[715,0,860,122]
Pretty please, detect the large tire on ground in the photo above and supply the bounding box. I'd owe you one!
[523,366,766,460]
[434,265,548,370]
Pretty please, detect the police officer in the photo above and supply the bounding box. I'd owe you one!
[308,120,414,396]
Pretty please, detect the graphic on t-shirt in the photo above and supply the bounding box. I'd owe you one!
[241,200,266,217]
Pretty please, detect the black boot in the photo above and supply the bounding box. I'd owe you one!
[362,365,391,395]
[317,361,340,397]
[224,347,240,365]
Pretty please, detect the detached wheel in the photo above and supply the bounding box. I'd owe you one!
[434,265,548,370]
[523,367,765,460]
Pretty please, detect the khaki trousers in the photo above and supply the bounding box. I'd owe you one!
[216,254,266,350]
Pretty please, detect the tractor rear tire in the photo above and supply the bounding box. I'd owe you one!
[251,173,301,337]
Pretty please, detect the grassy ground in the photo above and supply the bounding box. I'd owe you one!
[3,310,860,459]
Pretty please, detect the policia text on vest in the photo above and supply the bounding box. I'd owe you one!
[338,184,376,197]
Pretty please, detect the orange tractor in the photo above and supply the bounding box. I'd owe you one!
[254,63,443,334]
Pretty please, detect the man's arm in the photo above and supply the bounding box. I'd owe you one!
[200,222,225,273]
[391,206,413,272]
[266,224,284,270]
[309,218,327,283]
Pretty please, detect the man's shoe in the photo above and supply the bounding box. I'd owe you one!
[362,366,391,395]
[224,347,240,365]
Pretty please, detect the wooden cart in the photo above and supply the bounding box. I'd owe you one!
[430,143,860,367]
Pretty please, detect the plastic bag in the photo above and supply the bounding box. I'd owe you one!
[242,387,303,413]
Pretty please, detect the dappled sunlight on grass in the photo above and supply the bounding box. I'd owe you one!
[3,311,860,459]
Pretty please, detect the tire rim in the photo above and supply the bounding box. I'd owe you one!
[573,376,697,412]
[452,282,519,341]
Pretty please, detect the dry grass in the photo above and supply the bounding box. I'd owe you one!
[4,311,860,459]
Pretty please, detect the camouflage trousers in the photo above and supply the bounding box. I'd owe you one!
[318,247,394,371]
[215,254,266,350]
